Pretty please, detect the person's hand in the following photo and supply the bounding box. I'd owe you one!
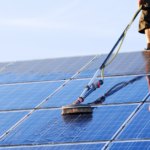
[138,0,144,8]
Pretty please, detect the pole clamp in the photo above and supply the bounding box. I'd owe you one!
[78,97,84,102]
[85,85,91,91]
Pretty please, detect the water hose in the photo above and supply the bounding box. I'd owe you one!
[88,76,143,104]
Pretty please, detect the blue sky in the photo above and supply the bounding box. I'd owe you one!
[0,0,146,62]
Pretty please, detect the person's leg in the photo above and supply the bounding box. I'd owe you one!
[145,28,150,49]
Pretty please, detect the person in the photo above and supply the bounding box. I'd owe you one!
[138,0,150,50]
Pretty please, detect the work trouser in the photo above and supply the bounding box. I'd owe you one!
[139,0,150,34]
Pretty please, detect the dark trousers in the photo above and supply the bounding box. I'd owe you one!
[139,0,150,34]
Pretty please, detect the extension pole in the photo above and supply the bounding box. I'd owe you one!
[80,27,126,98]
[76,5,143,103]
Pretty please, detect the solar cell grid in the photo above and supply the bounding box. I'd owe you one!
[76,54,111,79]
[110,52,144,76]
[0,81,65,110]
[108,141,150,150]
[0,111,29,137]
[0,105,137,145]
[42,75,148,108]
[77,51,150,78]
[117,103,150,140]
[0,55,96,83]
[137,51,150,75]
[0,62,12,71]
[100,53,129,76]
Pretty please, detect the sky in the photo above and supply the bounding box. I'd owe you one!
[0,0,146,62]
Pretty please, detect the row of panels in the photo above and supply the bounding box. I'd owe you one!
[1,141,150,150]
[0,104,150,146]
[0,104,138,145]
[0,51,150,148]
[0,51,150,84]
[0,75,149,111]
[0,55,96,83]
[78,51,150,78]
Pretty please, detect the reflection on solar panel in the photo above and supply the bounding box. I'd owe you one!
[0,81,65,110]
[0,143,106,150]
[42,75,148,108]
[0,56,96,83]
[117,103,150,139]
[0,105,137,145]
[0,111,29,137]
[108,141,150,150]
[77,51,150,78]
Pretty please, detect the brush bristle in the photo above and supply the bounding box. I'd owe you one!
[62,107,93,115]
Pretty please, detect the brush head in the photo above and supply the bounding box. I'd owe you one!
[62,104,93,115]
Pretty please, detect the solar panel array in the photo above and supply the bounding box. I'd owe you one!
[77,51,150,78]
[0,51,150,150]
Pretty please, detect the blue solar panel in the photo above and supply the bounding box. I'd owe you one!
[1,52,150,149]
[77,51,150,78]
[117,103,150,139]
[76,54,110,79]
[0,62,11,71]
[0,111,29,137]
[0,143,106,150]
[0,105,137,145]
[146,96,150,101]
[42,75,148,107]
[0,81,65,110]
[108,141,150,150]
[0,56,96,83]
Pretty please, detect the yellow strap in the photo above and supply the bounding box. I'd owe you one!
[101,5,143,80]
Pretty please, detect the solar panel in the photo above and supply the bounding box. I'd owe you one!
[0,105,137,145]
[108,141,150,150]
[0,111,29,137]
[42,75,148,108]
[77,51,150,78]
[117,103,150,140]
[0,56,96,84]
[0,62,12,71]
[0,143,106,150]
[146,96,150,101]
[1,51,150,149]
[76,54,111,79]
[0,81,65,110]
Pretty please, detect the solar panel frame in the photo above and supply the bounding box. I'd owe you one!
[0,142,107,150]
[107,140,150,150]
